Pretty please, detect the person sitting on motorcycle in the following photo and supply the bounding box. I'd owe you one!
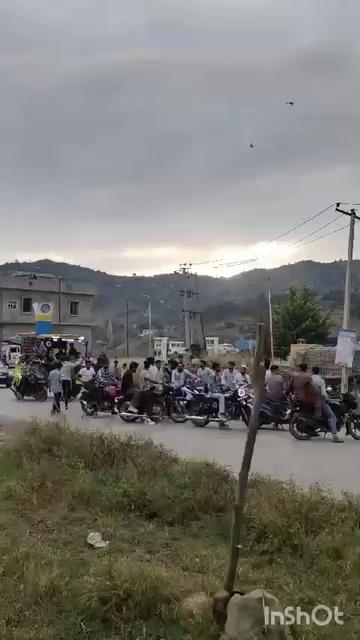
[265,364,286,419]
[14,356,31,397]
[121,361,139,398]
[171,362,197,399]
[208,362,228,423]
[311,366,343,443]
[221,361,239,391]
[79,360,96,384]
[238,365,251,386]
[128,360,160,424]
[197,360,212,392]
[93,364,118,414]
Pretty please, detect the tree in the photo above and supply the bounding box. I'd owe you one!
[273,285,330,358]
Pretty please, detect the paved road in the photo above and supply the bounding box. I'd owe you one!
[1,388,359,493]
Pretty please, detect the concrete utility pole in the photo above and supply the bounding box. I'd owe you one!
[125,298,130,358]
[178,264,193,352]
[335,204,360,392]
[267,277,274,361]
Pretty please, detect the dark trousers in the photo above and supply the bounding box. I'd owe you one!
[52,392,61,413]
[62,380,72,408]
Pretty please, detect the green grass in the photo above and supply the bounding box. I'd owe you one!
[0,423,359,639]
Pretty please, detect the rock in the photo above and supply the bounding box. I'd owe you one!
[181,592,212,617]
[223,589,289,639]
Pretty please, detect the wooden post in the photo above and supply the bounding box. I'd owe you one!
[223,322,266,594]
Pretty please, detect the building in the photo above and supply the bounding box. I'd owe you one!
[0,272,96,347]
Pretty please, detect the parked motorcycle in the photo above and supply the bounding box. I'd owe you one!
[80,382,120,416]
[289,392,360,441]
[11,373,47,401]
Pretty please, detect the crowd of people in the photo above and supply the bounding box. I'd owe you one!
[2,344,343,440]
[265,360,343,443]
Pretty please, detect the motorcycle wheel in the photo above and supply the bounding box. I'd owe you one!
[169,400,188,423]
[151,398,164,421]
[117,400,139,423]
[347,417,360,440]
[289,414,312,441]
[35,387,47,402]
[80,400,96,417]
[191,416,210,428]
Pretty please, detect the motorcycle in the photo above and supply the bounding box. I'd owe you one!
[11,373,48,401]
[227,386,253,425]
[80,382,120,416]
[289,392,360,441]
[256,396,291,429]
[187,387,230,428]
[162,384,189,423]
[117,390,165,423]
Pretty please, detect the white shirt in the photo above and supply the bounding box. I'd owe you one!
[221,369,237,389]
[79,366,95,383]
[197,366,213,386]
[312,374,327,399]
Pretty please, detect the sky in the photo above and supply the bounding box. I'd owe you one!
[0,0,360,276]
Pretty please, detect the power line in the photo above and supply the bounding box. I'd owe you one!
[291,213,342,247]
[269,202,335,243]
[185,202,336,270]
[294,222,349,249]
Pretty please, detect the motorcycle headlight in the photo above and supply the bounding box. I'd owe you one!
[238,388,246,398]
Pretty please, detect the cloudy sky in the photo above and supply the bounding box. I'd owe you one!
[0,0,359,276]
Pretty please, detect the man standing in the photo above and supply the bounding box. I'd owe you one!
[311,366,343,443]
[48,362,63,415]
[154,359,165,383]
[111,359,121,381]
[60,356,82,409]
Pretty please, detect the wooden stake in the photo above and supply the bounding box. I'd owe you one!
[223,322,266,594]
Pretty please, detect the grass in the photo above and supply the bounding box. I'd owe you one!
[0,423,359,639]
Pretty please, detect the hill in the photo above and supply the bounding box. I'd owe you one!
[1,258,359,348]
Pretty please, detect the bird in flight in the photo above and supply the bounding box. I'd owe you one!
[285,100,295,106]
[249,143,255,149]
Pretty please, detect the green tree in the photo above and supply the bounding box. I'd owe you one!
[273,285,330,358]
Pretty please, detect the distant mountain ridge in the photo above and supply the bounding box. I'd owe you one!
[0,258,356,339]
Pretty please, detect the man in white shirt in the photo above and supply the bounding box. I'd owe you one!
[79,360,96,384]
[171,362,196,396]
[221,361,238,390]
[197,360,213,389]
[237,365,251,386]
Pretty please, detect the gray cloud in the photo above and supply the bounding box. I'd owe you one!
[0,0,359,274]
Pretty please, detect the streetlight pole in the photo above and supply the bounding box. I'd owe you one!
[335,204,360,392]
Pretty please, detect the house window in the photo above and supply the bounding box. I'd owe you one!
[22,297,33,313]
[69,300,80,316]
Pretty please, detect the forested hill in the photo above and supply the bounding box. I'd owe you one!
[0,258,357,335]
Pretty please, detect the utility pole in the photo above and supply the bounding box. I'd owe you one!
[140,294,152,357]
[335,204,360,392]
[178,263,193,354]
[267,278,274,361]
[125,299,130,358]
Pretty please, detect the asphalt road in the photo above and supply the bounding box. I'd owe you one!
[0,388,359,493]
